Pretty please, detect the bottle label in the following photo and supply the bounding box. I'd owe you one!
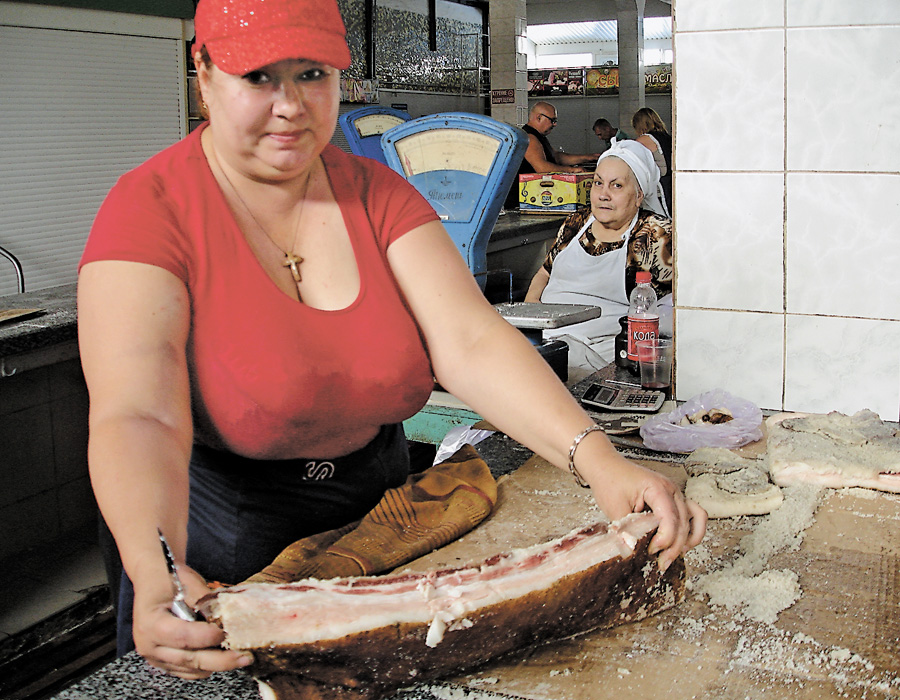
[627,315,659,361]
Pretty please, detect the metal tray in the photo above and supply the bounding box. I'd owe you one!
[493,302,601,329]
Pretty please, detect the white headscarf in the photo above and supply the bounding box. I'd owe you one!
[597,140,669,217]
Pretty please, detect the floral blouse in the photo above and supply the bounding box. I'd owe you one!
[542,207,673,300]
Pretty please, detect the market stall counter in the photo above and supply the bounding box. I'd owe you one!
[485,211,565,299]
[50,372,900,700]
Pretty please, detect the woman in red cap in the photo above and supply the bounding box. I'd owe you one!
[78,0,705,679]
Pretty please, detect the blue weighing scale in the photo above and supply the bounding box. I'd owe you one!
[381,113,589,385]
[338,106,411,165]
[380,112,527,283]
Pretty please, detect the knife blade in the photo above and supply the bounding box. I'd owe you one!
[157,528,202,621]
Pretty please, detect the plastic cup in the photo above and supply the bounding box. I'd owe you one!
[636,338,673,390]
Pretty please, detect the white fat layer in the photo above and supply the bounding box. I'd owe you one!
[257,680,277,700]
[770,465,900,492]
[425,613,450,648]
[767,411,900,493]
[214,513,658,649]
[686,472,784,518]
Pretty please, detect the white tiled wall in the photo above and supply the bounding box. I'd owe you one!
[672,0,900,421]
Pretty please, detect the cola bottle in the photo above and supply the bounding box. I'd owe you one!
[626,271,659,370]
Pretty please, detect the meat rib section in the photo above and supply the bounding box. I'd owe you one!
[203,512,685,700]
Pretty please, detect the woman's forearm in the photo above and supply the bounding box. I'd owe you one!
[79,261,195,577]
[88,414,194,583]
[524,268,550,302]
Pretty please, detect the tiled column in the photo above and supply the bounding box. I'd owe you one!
[672,0,900,420]
[615,0,646,133]
[488,0,528,127]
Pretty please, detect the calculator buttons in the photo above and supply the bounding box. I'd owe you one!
[580,382,664,413]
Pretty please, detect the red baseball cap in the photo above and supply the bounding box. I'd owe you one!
[194,0,351,74]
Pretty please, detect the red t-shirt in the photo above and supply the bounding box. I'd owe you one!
[81,126,438,458]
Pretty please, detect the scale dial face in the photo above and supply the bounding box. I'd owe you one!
[354,114,407,138]
[392,129,501,177]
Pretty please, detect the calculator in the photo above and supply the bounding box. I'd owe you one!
[580,381,665,413]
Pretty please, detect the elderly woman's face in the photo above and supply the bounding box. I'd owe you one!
[590,157,643,228]
[197,56,340,180]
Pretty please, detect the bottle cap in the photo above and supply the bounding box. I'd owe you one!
[636,271,652,284]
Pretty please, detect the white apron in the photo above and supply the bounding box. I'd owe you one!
[541,214,634,366]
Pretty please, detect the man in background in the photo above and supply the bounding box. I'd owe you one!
[593,118,629,148]
[505,102,600,209]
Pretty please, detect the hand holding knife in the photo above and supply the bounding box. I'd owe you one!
[157,528,203,622]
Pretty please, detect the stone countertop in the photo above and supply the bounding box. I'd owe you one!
[51,657,262,700]
[50,655,530,700]
[0,283,77,360]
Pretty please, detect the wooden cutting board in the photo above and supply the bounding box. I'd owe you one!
[0,308,43,324]
[401,450,900,699]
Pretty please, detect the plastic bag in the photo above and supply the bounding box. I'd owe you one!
[639,389,763,453]
[433,425,495,465]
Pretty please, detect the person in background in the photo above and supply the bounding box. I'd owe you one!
[504,102,601,209]
[632,107,672,214]
[593,118,628,148]
[78,0,705,679]
[525,140,672,366]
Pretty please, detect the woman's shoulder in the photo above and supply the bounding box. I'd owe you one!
[632,210,672,251]
[321,144,414,194]
[321,143,394,175]
[320,145,439,247]
[637,133,662,151]
[83,131,206,280]
[113,127,206,195]
[636,209,671,231]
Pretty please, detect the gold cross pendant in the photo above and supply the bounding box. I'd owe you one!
[283,252,304,284]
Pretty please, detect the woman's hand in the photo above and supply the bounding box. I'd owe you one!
[132,566,253,679]
[579,445,707,572]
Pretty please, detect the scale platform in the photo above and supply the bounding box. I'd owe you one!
[493,302,603,330]
[494,302,602,381]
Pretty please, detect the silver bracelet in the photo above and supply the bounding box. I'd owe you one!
[567,425,605,488]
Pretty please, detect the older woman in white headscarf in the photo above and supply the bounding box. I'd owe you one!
[525,140,673,367]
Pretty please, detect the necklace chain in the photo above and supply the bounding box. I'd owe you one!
[211,147,312,298]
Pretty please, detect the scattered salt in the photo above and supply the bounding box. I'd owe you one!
[695,484,823,623]
[838,486,878,500]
